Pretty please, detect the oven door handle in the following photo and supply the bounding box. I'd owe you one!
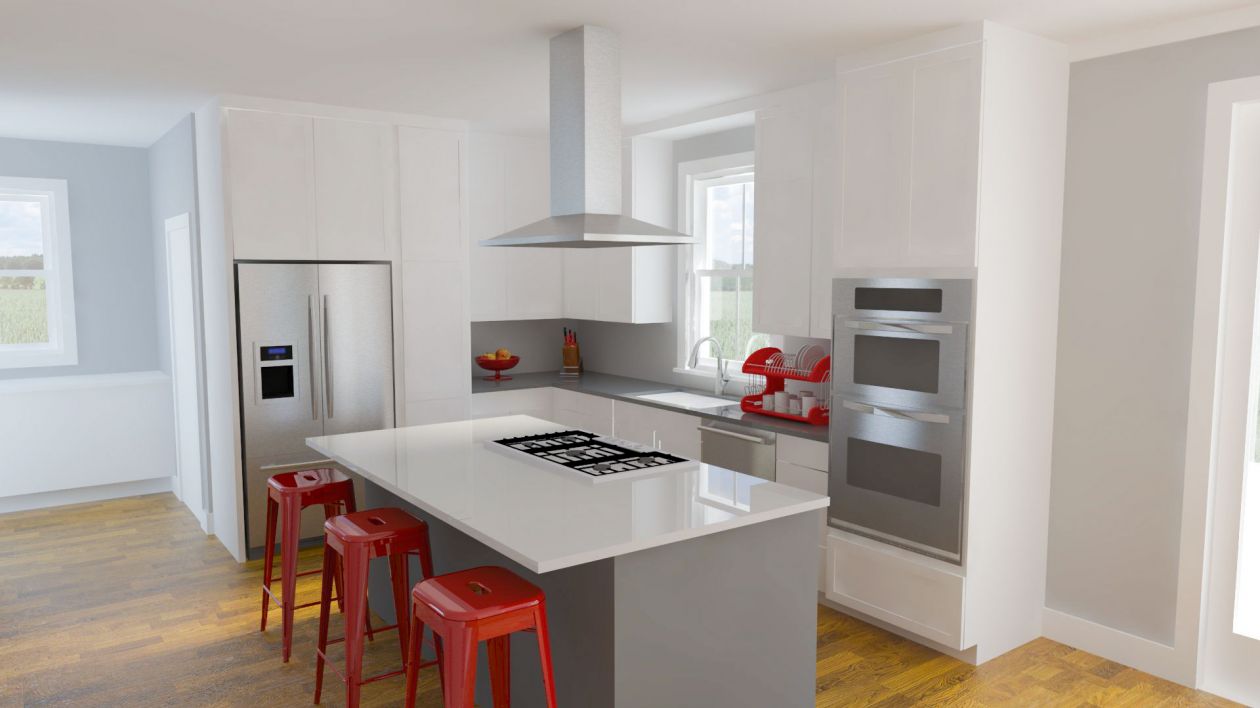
[841,400,953,424]
[844,319,954,335]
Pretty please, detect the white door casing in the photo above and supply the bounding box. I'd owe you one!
[165,213,210,531]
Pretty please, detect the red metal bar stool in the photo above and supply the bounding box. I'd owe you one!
[314,507,436,708]
[403,565,557,708]
[260,467,360,662]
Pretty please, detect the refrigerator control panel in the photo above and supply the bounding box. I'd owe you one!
[260,345,293,361]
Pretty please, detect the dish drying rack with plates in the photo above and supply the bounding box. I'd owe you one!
[740,345,831,426]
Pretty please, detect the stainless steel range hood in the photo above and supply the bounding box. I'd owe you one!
[480,25,696,248]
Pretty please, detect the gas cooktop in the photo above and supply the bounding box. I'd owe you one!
[490,430,694,483]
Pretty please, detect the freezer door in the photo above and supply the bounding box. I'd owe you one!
[317,263,395,436]
[236,263,331,551]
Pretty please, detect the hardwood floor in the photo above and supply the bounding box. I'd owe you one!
[0,494,1237,707]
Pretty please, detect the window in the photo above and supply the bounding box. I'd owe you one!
[679,153,771,374]
[0,177,76,368]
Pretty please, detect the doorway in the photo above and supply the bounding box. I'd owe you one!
[1189,81,1260,705]
[164,213,209,530]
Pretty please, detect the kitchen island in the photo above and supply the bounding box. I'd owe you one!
[307,414,827,707]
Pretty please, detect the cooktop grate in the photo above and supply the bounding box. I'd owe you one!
[490,430,689,480]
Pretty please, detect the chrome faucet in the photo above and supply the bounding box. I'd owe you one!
[688,336,730,396]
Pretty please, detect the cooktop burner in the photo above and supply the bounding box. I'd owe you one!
[490,430,692,482]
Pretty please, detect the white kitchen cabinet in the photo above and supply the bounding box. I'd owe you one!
[313,118,392,261]
[556,138,673,324]
[834,42,982,269]
[552,389,613,436]
[825,529,965,649]
[398,126,469,424]
[562,247,673,323]
[399,126,464,263]
[467,133,563,321]
[775,434,829,592]
[226,109,316,260]
[470,389,554,421]
[611,400,700,459]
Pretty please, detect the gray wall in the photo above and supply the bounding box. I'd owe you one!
[147,115,198,375]
[471,319,569,374]
[1047,26,1260,645]
[0,137,157,379]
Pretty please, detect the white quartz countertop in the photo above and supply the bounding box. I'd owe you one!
[307,415,829,573]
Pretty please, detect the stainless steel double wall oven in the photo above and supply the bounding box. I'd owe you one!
[829,278,972,563]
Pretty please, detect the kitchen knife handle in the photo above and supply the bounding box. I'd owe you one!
[308,296,318,420]
[322,294,333,419]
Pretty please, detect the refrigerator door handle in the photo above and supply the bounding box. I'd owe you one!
[307,296,318,420]
[322,294,333,419]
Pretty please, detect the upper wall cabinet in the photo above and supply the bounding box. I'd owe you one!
[226,110,317,260]
[225,109,393,262]
[753,105,815,338]
[467,133,563,321]
[835,43,983,269]
[314,119,392,261]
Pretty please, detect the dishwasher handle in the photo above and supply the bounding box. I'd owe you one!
[696,425,773,444]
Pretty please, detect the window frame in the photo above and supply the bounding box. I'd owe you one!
[0,176,77,369]
[674,152,759,379]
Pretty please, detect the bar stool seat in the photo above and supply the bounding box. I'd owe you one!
[314,507,436,708]
[259,467,358,662]
[404,566,557,708]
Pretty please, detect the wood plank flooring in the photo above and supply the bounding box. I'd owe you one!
[0,494,1238,707]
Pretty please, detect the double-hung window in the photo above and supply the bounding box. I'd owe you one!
[680,155,769,374]
[0,177,77,369]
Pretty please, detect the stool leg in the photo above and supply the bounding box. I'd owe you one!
[388,552,411,664]
[341,491,374,642]
[279,495,302,663]
[534,605,557,708]
[403,612,423,708]
[322,503,346,613]
[313,542,337,705]
[444,626,477,708]
[259,495,278,632]
[343,544,371,708]
[488,635,510,708]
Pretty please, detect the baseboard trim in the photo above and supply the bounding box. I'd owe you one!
[1042,607,1189,685]
[0,477,173,515]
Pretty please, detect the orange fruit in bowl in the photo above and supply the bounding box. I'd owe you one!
[495,348,512,359]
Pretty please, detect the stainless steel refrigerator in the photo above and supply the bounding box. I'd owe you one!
[236,262,394,555]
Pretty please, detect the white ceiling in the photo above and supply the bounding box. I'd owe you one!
[2,0,1258,147]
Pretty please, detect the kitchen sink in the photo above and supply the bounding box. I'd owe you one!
[634,391,740,411]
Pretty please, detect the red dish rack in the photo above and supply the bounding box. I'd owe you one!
[740,347,831,426]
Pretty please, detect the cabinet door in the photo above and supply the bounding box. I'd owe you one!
[467,134,509,321]
[835,62,913,268]
[314,118,391,261]
[611,400,656,448]
[753,106,814,338]
[552,390,614,436]
[562,249,601,320]
[402,261,469,401]
[470,389,554,421]
[810,100,836,339]
[650,408,701,460]
[500,137,563,319]
[226,110,316,260]
[399,126,464,263]
[907,45,982,268]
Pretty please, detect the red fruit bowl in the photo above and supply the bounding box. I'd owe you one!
[475,355,520,381]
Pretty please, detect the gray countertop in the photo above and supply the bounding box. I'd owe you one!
[471,370,829,443]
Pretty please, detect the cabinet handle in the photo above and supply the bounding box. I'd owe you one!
[844,319,954,335]
[840,400,951,424]
[698,426,773,444]
[323,294,333,419]
[308,296,318,421]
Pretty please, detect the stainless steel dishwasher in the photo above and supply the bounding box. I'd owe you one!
[699,420,777,480]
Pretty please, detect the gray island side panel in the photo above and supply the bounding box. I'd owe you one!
[363,480,820,707]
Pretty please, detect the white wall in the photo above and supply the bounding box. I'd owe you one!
[1046,24,1260,677]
